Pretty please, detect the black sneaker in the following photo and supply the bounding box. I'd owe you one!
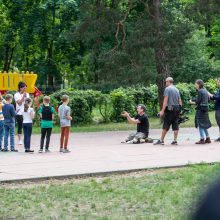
[1,149,8,152]
[215,137,220,142]
[25,150,34,153]
[154,140,164,145]
[11,149,18,152]
[171,141,178,145]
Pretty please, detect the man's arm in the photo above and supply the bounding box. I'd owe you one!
[179,98,183,106]
[159,96,168,117]
[121,111,140,124]
[15,93,26,106]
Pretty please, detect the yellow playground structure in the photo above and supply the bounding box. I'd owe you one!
[0,71,37,93]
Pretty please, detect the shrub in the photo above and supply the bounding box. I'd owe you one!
[110,88,136,122]
[70,96,92,124]
[97,94,112,123]
[176,83,195,108]
[50,89,101,124]
[205,78,218,110]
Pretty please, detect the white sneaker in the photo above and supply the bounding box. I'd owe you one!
[140,139,145,143]
[19,140,23,145]
[127,140,134,144]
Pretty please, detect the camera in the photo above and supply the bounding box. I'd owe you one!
[178,108,190,124]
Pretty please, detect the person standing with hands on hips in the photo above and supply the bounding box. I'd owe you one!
[154,77,182,146]
[14,82,30,146]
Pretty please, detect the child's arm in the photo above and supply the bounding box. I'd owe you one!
[38,107,42,119]
[66,107,72,120]
[10,105,16,118]
[66,115,72,120]
[31,109,35,119]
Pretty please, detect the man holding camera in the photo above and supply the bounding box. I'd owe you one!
[154,77,182,145]
[121,104,149,144]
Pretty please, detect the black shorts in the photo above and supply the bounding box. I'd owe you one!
[163,110,179,131]
[16,115,23,134]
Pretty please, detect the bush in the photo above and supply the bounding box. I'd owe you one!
[97,94,112,123]
[143,84,159,116]
[50,89,101,124]
[176,83,195,108]
[42,78,218,125]
[70,96,92,124]
[110,88,136,122]
[205,78,218,110]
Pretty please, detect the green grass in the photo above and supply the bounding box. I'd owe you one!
[0,164,220,219]
[32,111,217,134]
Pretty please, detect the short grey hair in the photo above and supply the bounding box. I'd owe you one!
[165,77,174,83]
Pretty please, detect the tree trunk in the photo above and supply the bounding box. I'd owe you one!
[47,43,54,91]
[3,45,15,72]
[3,45,10,72]
[151,0,170,108]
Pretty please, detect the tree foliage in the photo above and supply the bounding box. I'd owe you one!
[0,0,219,101]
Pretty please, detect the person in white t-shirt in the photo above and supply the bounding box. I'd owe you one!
[22,98,35,153]
[14,82,30,145]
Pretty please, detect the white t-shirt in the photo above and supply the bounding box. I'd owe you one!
[14,92,30,115]
[22,107,34,123]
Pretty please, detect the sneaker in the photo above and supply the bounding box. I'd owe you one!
[11,149,18,152]
[45,149,50,153]
[126,140,134,144]
[60,148,64,152]
[171,141,178,145]
[1,149,8,152]
[215,137,220,142]
[19,140,23,145]
[139,139,146,143]
[25,150,34,153]
[154,140,164,145]
[38,149,43,153]
[63,149,71,153]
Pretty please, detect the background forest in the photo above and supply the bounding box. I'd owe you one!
[0,0,220,103]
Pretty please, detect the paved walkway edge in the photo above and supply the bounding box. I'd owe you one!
[0,162,216,184]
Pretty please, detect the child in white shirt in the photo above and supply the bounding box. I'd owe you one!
[22,98,35,153]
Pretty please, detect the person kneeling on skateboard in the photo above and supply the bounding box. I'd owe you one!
[121,104,149,144]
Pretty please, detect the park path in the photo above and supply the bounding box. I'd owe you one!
[0,127,220,182]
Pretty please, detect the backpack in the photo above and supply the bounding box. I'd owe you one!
[41,105,53,121]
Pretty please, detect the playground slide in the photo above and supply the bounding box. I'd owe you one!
[0,72,37,93]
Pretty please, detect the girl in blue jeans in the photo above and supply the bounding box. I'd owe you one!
[22,98,35,153]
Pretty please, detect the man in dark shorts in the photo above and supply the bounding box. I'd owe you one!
[154,77,182,145]
[121,104,149,144]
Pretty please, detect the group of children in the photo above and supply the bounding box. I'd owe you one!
[0,82,72,153]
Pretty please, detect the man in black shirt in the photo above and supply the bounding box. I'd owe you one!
[121,104,149,144]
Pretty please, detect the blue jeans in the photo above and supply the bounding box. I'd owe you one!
[199,127,209,139]
[0,120,4,149]
[23,123,32,150]
[4,122,15,150]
